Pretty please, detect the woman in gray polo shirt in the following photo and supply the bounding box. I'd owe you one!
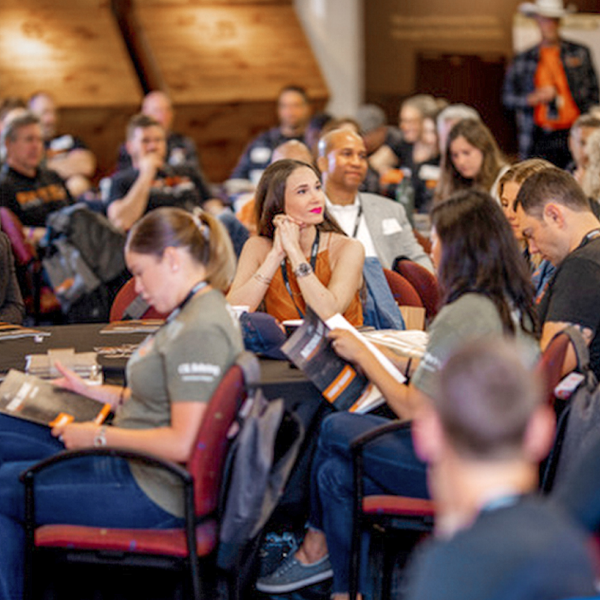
[0,207,243,599]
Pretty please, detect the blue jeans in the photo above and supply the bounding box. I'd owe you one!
[308,412,428,594]
[0,415,183,600]
[362,257,406,331]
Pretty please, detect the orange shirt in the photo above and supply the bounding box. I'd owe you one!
[264,248,363,326]
[534,46,580,130]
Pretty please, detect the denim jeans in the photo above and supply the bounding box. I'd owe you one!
[362,257,406,331]
[308,412,428,594]
[0,414,183,600]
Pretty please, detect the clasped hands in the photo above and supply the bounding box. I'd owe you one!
[271,214,306,260]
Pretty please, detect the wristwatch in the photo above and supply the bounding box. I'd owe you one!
[94,425,107,447]
[293,262,313,278]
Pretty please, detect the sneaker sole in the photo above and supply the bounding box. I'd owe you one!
[255,568,333,594]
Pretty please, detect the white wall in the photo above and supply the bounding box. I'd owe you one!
[294,0,363,117]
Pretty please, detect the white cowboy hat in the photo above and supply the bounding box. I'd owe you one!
[519,0,576,18]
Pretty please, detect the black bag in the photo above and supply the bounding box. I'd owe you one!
[42,204,128,320]
[217,354,304,582]
[542,326,600,491]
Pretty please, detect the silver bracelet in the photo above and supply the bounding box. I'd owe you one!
[253,272,272,285]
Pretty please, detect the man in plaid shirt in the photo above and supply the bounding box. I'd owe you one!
[503,0,598,167]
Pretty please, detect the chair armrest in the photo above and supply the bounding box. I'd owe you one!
[350,419,411,456]
[19,446,191,485]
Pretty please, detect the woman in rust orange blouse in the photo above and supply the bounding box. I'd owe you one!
[227,159,364,326]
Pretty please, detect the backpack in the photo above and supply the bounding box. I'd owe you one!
[42,204,128,320]
[542,326,600,492]
[217,353,304,589]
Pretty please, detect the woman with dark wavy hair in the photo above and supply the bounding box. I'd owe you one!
[257,190,539,599]
[227,159,364,325]
[432,189,538,340]
[435,119,507,203]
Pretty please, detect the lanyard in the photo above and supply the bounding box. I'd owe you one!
[280,229,320,319]
[583,228,600,244]
[352,196,363,239]
[165,280,208,325]
[481,493,521,513]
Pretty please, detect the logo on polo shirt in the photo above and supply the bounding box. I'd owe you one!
[178,362,221,382]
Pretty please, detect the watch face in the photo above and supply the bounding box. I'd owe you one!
[295,263,312,278]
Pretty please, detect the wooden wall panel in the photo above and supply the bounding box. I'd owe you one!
[0,0,142,177]
[130,1,328,181]
[134,4,328,103]
[175,98,326,183]
[0,0,328,182]
[0,0,141,107]
[141,0,290,4]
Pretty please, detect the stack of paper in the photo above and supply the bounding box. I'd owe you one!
[26,348,102,385]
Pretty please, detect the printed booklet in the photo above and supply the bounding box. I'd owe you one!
[0,369,111,427]
[281,309,406,413]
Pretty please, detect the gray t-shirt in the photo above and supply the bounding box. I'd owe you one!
[114,288,244,517]
[411,293,539,399]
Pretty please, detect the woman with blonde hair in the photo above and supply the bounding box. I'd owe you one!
[581,128,600,204]
[497,158,556,299]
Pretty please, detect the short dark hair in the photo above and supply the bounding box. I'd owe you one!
[516,168,591,217]
[435,337,543,460]
[126,113,163,141]
[278,85,309,104]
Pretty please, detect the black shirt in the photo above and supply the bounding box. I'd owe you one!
[0,164,72,227]
[402,496,596,600]
[538,231,600,380]
[106,164,208,214]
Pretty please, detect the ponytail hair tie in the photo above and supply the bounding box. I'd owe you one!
[191,208,210,242]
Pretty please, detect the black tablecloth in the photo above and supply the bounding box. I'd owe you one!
[0,323,323,406]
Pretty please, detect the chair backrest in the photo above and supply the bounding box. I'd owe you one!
[0,207,36,266]
[393,259,440,320]
[536,330,572,407]
[187,357,248,517]
[412,228,432,255]
[109,277,168,321]
[383,268,423,308]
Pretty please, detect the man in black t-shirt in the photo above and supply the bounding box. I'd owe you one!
[229,86,312,186]
[0,111,72,243]
[105,114,211,232]
[516,168,600,378]
[28,91,96,198]
[403,338,596,600]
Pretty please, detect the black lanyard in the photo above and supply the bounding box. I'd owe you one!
[280,229,320,318]
[352,197,363,239]
[165,280,208,325]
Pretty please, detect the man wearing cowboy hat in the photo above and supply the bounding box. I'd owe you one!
[503,0,599,168]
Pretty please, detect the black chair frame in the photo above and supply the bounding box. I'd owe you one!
[349,420,433,600]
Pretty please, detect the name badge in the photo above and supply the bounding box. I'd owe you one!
[382,218,402,235]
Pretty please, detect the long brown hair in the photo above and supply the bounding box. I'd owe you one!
[255,159,345,239]
[126,207,235,292]
[431,190,537,337]
[435,119,506,203]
